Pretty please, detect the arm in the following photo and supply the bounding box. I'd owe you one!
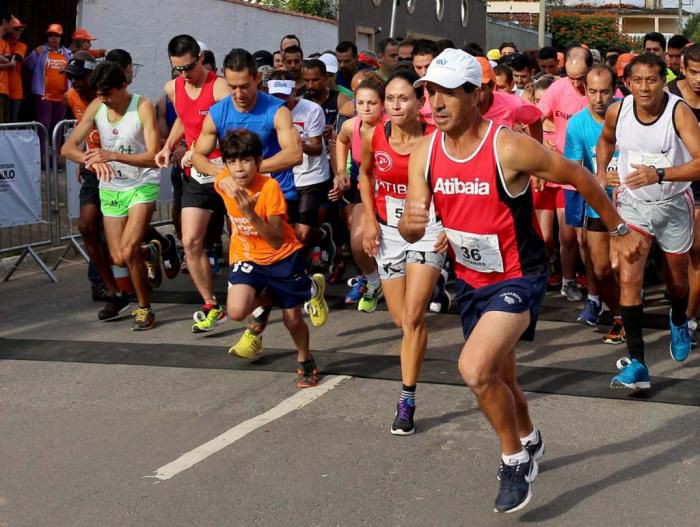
[60,99,100,164]
[329,117,353,200]
[398,137,432,243]
[595,102,620,186]
[358,126,380,256]
[303,134,323,157]
[248,214,285,249]
[527,119,543,144]
[220,183,285,249]
[190,115,221,177]
[213,77,230,102]
[156,95,170,143]
[259,106,302,174]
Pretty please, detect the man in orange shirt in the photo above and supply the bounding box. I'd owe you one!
[0,8,15,122]
[6,17,27,122]
[214,129,329,388]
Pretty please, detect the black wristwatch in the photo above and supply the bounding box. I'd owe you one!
[656,167,666,184]
[609,223,630,237]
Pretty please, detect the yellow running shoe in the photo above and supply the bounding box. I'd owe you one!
[192,305,227,334]
[304,273,328,327]
[229,329,263,360]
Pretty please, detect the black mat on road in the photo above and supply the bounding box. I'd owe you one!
[2,337,699,407]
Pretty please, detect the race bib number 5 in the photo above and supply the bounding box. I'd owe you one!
[445,227,504,273]
[191,156,223,185]
[385,196,437,228]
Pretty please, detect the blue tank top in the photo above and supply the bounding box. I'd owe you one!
[209,92,297,200]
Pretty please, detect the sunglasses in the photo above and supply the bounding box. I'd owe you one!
[171,61,197,73]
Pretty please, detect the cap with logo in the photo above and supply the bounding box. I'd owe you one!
[487,49,501,61]
[46,23,64,35]
[319,53,339,74]
[253,50,274,68]
[62,51,98,77]
[72,28,96,41]
[268,79,296,96]
[414,48,482,89]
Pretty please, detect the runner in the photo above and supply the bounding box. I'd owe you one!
[61,61,162,331]
[667,44,700,343]
[402,48,640,513]
[666,35,688,78]
[214,129,328,387]
[504,53,533,96]
[282,45,305,92]
[597,53,700,388]
[536,47,559,76]
[643,32,677,82]
[155,35,229,334]
[335,40,358,90]
[493,64,514,94]
[358,68,448,435]
[563,64,625,344]
[191,47,302,359]
[375,38,399,81]
[412,39,438,125]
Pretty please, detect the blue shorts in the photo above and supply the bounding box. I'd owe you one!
[564,190,585,228]
[455,274,548,342]
[227,251,313,309]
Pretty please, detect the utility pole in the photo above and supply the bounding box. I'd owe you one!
[679,0,684,35]
[390,0,399,37]
[538,0,546,48]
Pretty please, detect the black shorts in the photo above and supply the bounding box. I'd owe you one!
[181,175,225,213]
[228,251,312,309]
[296,180,331,225]
[79,169,100,207]
[693,181,700,206]
[171,165,184,208]
[584,216,608,233]
[341,179,361,207]
[455,274,547,342]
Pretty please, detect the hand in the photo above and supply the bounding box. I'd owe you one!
[232,188,257,218]
[611,228,644,265]
[91,162,116,182]
[328,173,350,202]
[362,218,381,258]
[532,177,546,192]
[400,200,430,238]
[602,170,620,188]
[323,124,334,142]
[76,165,84,183]
[434,231,448,254]
[180,148,194,169]
[218,173,239,199]
[155,145,172,168]
[625,164,659,189]
[84,148,113,166]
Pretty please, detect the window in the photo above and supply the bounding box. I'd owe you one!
[435,0,445,22]
[460,0,469,28]
[406,0,416,14]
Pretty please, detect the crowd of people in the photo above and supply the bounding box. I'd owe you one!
[6,4,700,513]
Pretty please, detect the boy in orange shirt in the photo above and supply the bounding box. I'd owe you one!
[215,129,328,388]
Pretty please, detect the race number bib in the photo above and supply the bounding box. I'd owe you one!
[190,156,223,185]
[628,151,672,172]
[385,196,404,227]
[445,227,504,273]
[108,160,139,181]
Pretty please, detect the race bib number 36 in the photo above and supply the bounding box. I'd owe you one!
[445,227,504,273]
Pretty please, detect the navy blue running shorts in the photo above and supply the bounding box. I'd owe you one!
[227,250,313,309]
[455,274,548,342]
[564,189,585,228]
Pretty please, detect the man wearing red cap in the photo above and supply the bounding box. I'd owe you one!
[0,8,15,122]
[5,17,27,122]
[70,28,107,59]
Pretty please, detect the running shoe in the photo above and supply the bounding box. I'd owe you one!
[602,319,626,345]
[429,288,453,313]
[192,304,227,334]
[145,240,163,289]
[390,398,416,436]
[309,246,323,270]
[689,319,698,348]
[131,306,155,331]
[523,430,545,464]
[98,293,130,321]
[494,456,537,514]
[162,234,181,279]
[91,283,112,302]
[576,298,602,326]
[560,281,583,302]
[345,275,367,304]
[670,310,691,362]
[304,274,329,327]
[319,223,337,268]
[328,257,346,284]
[229,329,263,360]
[296,358,321,388]
[358,284,383,313]
[610,357,650,390]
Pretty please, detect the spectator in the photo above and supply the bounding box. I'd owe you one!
[70,28,106,58]
[253,50,274,69]
[24,24,72,139]
[6,17,27,122]
[0,9,16,122]
[464,42,484,57]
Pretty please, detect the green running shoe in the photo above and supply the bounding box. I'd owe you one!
[358,284,383,313]
[192,304,227,334]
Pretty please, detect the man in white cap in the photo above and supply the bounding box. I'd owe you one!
[399,48,642,513]
[319,52,352,99]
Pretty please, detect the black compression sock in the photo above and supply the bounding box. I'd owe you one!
[620,304,645,364]
[670,296,689,326]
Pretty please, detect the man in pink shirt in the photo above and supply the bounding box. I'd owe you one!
[537,47,591,303]
[476,56,542,141]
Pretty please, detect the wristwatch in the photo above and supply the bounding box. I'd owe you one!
[656,167,666,184]
[609,223,630,237]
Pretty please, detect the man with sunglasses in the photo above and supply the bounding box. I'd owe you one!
[155,35,230,334]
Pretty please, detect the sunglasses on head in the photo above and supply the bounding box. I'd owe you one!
[171,61,197,72]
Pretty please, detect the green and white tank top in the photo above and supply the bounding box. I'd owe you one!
[94,94,160,191]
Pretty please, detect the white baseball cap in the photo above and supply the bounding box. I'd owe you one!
[197,40,209,52]
[413,48,482,89]
[268,79,295,95]
[319,52,339,74]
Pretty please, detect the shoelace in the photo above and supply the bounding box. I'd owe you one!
[133,308,150,322]
[497,462,524,488]
[397,401,413,421]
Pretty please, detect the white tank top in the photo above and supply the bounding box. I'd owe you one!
[616,93,690,202]
[94,94,160,191]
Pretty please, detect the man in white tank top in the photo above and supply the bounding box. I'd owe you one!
[62,61,161,331]
[597,53,700,390]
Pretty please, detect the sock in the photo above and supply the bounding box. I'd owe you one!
[112,264,134,294]
[588,294,600,305]
[520,428,539,446]
[620,304,645,364]
[670,296,689,326]
[502,449,529,466]
[562,277,575,287]
[366,270,380,289]
[400,384,416,403]
[138,303,151,310]
[248,305,272,334]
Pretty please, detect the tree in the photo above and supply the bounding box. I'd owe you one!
[256,0,338,19]
[551,14,633,53]
[684,13,700,42]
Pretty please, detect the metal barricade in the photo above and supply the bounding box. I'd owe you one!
[0,121,56,282]
[51,119,89,270]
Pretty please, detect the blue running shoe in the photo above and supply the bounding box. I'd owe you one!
[494,456,537,513]
[577,298,602,327]
[670,310,691,362]
[610,357,650,390]
[345,275,367,304]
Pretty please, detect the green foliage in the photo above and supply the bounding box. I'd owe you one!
[684,13,700,42]
[551,14,633,53]
[256,0,338,19]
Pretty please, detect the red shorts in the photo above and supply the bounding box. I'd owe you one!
[532,184,560,211]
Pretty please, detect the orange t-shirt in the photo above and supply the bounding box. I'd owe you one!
[65,88,101,150]
[43,51,69,102]
[0,39,10,96]
[214,172,301,265]
[8,40,27,100]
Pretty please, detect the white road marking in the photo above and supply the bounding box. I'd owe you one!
[145,375,351,481]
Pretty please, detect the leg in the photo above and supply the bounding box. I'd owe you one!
[79,203,118,292]
[226,284,259,321]
[282,308,311,362]
[663,251,690,321]
[181,207,216,304]
[687,209,700,320]
[558,207,582,300]
[534,209,554,256]
[351,206,378,276]
[381,276,406,328]
[119,203,155,307]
